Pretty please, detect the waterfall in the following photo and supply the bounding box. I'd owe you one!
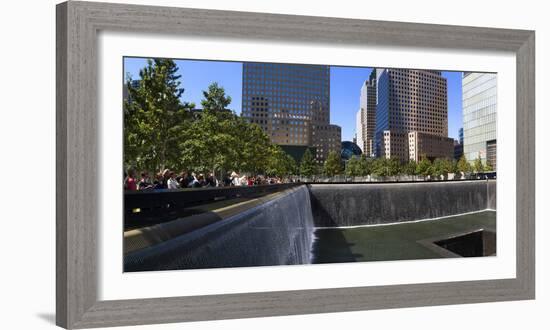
[125,185,315,272]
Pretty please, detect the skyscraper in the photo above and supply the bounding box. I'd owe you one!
[241,62,341,163]
[356,70,377,157]
[454,128,464,160]
[356,109,364,153]
[462,72,497,170]
[375,69,453,162]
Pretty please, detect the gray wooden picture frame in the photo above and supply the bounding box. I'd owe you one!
[56,1,535,328]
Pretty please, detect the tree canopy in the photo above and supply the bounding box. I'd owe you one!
[299,148,317,177]
[124,65,296,177]
[473,155,484,173]
[370,157,400,177]
[345,156,360,177]
[124,59,194,171]
[402,160,417,176]
[324,151,342,176]
[357,154,373,176]
[457,154,472,174]
[201,82,232,113]
[415,158,432,176]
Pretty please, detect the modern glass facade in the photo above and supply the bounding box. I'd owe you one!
[242,62,340,162]
[462,72,497,169]
[356,70,377,157]
[356,109,364,153]
[341,141,362,161]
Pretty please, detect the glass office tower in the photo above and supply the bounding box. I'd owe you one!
[242,62,341,163]
[356,70,377,157]
[462,72,497,170]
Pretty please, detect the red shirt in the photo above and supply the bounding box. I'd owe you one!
[125,177,137,190]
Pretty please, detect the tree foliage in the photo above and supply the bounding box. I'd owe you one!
[415,158,432,176]
[299,148,317,177]
[357,154,373,176]
[473,155,484,173]
[266,145,296,177]
[431,158,454,179]
[124,67,280,176]
[180,101,272,175]
[324,151,342,176]
[402,160,417,176]
[457,154,471,174]
[201,82,232,113]
[124,59,194,171]
[372,157,400,177]
[345,156,360,177]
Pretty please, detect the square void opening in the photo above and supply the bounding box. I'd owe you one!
[434,229,496,257]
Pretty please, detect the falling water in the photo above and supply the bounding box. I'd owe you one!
[125,181,496,272]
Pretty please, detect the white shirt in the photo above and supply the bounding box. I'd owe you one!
[167,178,180,189]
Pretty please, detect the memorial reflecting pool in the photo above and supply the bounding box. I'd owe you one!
[311,210,496,263]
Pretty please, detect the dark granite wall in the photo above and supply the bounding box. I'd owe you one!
[125,181,496,271]
[125,186,315,272]
[308,181,496,227]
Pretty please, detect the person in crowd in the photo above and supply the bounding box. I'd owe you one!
[175,171,184,186]
[231,172,240,186]
[137,171,154,190]
[124,168,137,191]
[198,174,207,187]
[238,175,247,186]
[188,172,204,188]
[205,173,217,187]
[152,172,165,189]
[186,172,198,188]
[247,176,254,186]
[190,174,204,188]
[223,173,232,186]
[167,171,180,189]
[176,170,190,188]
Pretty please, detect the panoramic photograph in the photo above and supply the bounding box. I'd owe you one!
[122,57,497,272]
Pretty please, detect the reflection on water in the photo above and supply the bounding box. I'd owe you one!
[311,210,496,264]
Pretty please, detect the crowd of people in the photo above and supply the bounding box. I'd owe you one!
[123,168,285,191]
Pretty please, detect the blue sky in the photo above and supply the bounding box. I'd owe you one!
[124,57,463,141]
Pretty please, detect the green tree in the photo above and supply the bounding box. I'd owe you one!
[234,119,272,174]
[457,154,471,174]
[180,108,272,176]
[180,111,237,174]
[357,154,372,176]
[416,157,432,176]
[181,81,276,176]
[324,151,342,176]
[431,158,454,179]
[442,158,455,177]
[266,145,296,177]
[124,59,193,171]
[201,82,232,114]
[372,157,400,177]
[300,148,316,177]
[345,156,360,177]
[402,160,417,176]
[473,155,484,173]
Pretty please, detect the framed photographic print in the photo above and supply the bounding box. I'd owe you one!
[56,1,535,328]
